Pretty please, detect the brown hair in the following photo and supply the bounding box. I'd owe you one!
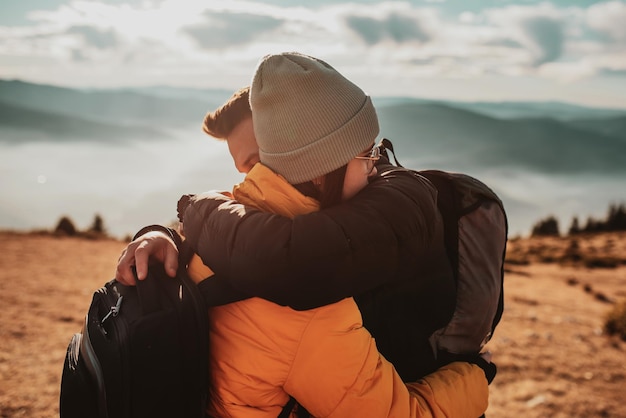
[202,86,252,140]
[294,164,348,209]
[319,165,348,209]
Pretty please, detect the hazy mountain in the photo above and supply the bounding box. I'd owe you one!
[376,102,626,174]
[5,78,625,128]
[372,96,433,108]
[445,100,626,121]
[0,79,212,126]
[563,116,626,142]
[0,101,170,143]
[374,96,626,121]
[2,79,625,174]
[123,85,234,105]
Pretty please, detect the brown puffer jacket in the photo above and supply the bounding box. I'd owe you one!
[183,160,456,381]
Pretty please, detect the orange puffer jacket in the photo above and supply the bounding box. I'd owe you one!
[187,163,488,418]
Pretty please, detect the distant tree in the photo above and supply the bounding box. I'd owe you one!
[570,203,626,234]
[566,202,626,235]
[89,213,106,234]
[607,203,626,231]
[55,216,77,236]
[568,216,580,235]
[583,216,603,233]
[531,215,560,237]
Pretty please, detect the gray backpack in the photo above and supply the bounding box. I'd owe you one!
[381,138,507,356]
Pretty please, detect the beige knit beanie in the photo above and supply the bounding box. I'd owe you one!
[250,52,380,184]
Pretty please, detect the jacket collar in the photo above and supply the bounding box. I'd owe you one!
[233,163,320,219]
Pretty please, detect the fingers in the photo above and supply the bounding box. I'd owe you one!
[134,240,151,281]
[115,247,137,286]
[162,243,179,277]
[114,231,179,283]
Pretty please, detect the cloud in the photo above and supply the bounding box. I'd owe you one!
[71,48,87,62]
[345,12,431,45]
[67,25,118,49]
[484,4,569,67]
[183,11,283,49]
[587,0,626,42]
[484,38,524,49]
[520,16,564,65]
[1,0,624,104]
[599,68,626,77]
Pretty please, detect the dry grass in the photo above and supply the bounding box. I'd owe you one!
[487,231,626,417]
[0,232,127,418]
[1,231,625,417]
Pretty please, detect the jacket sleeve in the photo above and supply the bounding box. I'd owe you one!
[401,362,489,417]
[183,164,442,310]
[282,300,488,418]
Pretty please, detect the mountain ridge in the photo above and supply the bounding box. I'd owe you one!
[2,79,626,174]
[0,101,171,143]
[376,102,626,174]
[0,79,213,127]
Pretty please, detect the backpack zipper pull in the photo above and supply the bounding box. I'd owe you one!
[101,295,123,325]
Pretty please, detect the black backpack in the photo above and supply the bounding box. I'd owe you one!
[59,242,210,418]
[380,138,507,358]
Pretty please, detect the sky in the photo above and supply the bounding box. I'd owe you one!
[1,0,626,108]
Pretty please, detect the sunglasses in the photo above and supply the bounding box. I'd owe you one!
[354,145,381,172]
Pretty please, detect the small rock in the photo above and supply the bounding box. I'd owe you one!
[526,395,547,408]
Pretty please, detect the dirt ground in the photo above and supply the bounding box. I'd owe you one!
[1,231,625,417]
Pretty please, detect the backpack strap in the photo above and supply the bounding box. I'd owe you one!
[418,170,461,285]
[278,397,297,418]
[380,138,404,167]
[278,396,311,418]
[379,140,461,284]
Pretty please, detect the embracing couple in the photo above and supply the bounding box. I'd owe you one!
[115,51,504,418]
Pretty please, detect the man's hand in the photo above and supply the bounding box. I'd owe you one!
[115,231,179,285]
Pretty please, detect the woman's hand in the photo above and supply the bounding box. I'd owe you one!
[115,231,179,285]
